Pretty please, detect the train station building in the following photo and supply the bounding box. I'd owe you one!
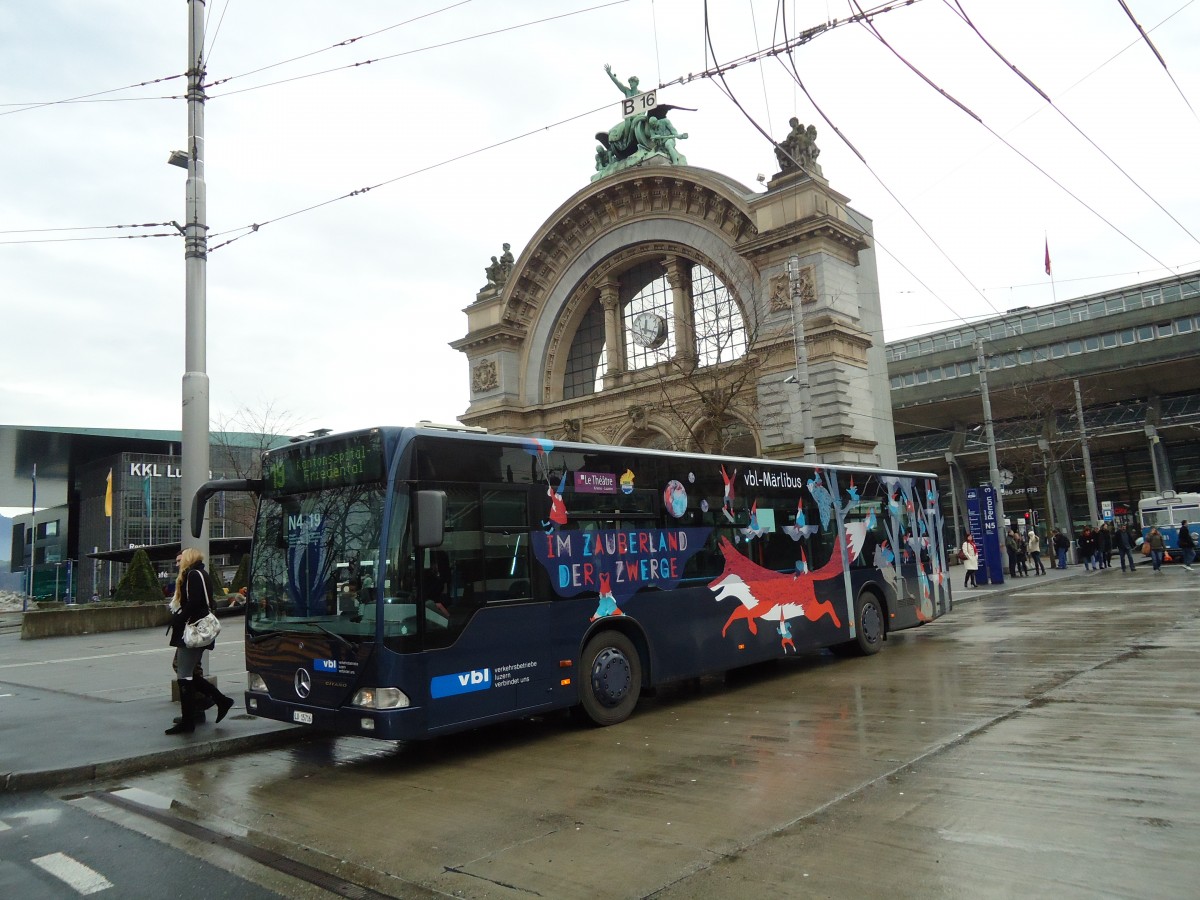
[886,268,1200,540]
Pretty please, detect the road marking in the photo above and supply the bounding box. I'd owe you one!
[30,852,113,895]
[1020,589,1198,597]
[0,642,245,670]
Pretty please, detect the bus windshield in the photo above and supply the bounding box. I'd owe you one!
[248,484,390,641]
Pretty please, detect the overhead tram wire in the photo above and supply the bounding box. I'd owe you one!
[944,0,1200,250]
[203,0,476,91]
[207,100,616,252]
[847,0,1175,273]
[1115,0,1200,122]
[696,0,995,332]
[203,0,233,67]
[0,73,185,116]
[706,4,1115,393]
[205,1,628,99]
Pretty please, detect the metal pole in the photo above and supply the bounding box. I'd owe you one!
[944,452,962,546]
[1074,379,1100,525]
[182,0,210,557]
[975,339,1006,531]
[789,256,817,461]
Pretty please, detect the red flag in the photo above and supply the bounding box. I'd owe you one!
[1044,238,1052,276]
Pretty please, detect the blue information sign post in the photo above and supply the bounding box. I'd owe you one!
[966,485,1005,585]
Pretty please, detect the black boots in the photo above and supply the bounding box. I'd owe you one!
[166,678,234,735]
[191,675,235,724]
[165,679,195,734]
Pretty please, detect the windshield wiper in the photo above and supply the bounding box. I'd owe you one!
[306,620,354,650]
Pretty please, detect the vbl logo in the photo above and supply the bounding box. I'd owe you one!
[313,659,338,672]
[430,668,492,699]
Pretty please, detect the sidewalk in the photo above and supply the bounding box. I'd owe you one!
[950,556,1091,601]
[0,620,303,793]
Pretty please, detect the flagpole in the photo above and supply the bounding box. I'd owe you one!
[26,464,36,611]
[1045,233,1057,303]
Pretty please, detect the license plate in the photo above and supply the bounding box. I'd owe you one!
[293,711,313,724]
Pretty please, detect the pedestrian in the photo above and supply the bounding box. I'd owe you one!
[1147,527,1167,573]
[1079,527,1096,572]
[1006,528,1020,578]
[1178,519,1196,571]
[1017,531,1029,577]
[1115,523,1139,573]
[1053,528,1070,569]
[1027,530,1046,575]
[165,548,234,735]
[1099,524,1113,569]
[960,535,979,588]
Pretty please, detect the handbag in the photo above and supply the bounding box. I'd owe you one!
[182,571,221,648]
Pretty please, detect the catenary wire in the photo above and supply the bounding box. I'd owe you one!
[1115,0,1199,121]
[945,0,1200,250]
[204,0,476,90]
[0,73,185,116]
[848,0,1174,272]
[206,1,629,99]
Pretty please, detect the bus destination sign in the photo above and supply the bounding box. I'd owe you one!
[266,432,385,494]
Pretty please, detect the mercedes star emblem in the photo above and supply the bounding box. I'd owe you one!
[295,668,312,699]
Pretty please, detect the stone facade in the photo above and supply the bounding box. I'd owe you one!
[453,163,897,467]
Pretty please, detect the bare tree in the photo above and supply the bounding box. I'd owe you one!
[210,401,308,535]
[625,254,789,456]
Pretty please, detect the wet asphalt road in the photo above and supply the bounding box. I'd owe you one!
[59,569,1200,897]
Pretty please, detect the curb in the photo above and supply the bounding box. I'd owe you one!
[1,725,309,794]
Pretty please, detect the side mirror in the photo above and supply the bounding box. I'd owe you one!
[415,490,447,548]
[191,478,263,537]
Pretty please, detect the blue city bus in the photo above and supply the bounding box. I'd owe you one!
[192,425,952,740]
[1138,491,1200,552]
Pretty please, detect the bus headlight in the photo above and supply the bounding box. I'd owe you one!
[351,687,410,709]
[248,673,267,692]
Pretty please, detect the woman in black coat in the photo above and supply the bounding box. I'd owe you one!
[166,548,234,735]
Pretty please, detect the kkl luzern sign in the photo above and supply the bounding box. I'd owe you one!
[128,463,214,479]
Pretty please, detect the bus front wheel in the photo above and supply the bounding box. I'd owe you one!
[833,592,885,657]
[579,631,642,726]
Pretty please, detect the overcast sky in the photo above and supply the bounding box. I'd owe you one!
[2,0,1198,446]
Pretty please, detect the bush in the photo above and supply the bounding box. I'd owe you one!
[114,549,166,604]
[230,554,250,593]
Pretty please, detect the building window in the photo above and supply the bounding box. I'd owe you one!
[1119,328,1136,345]
[1176,317,1193,334]
[1084,336,1099,352]
[1018,349,1033,365]
[563,303,607,400]
[1137,325,1154,342]
[890,376,902,389]
[1101,332,1118,348]
[1106,297,1125,313]
[1156,322,1173,338]
[691,263,747,366]
[1067,340,1083,355]
[1034,346,1049,362]
[623,265,676,371]
[1003,353,1017,367]
[1051,343,1066,359]
[958,361,973,376]
[916,370,929,384]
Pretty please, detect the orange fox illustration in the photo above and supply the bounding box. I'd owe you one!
[710,523,866,638]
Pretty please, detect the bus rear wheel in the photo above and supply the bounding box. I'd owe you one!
[579,631,642,726]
